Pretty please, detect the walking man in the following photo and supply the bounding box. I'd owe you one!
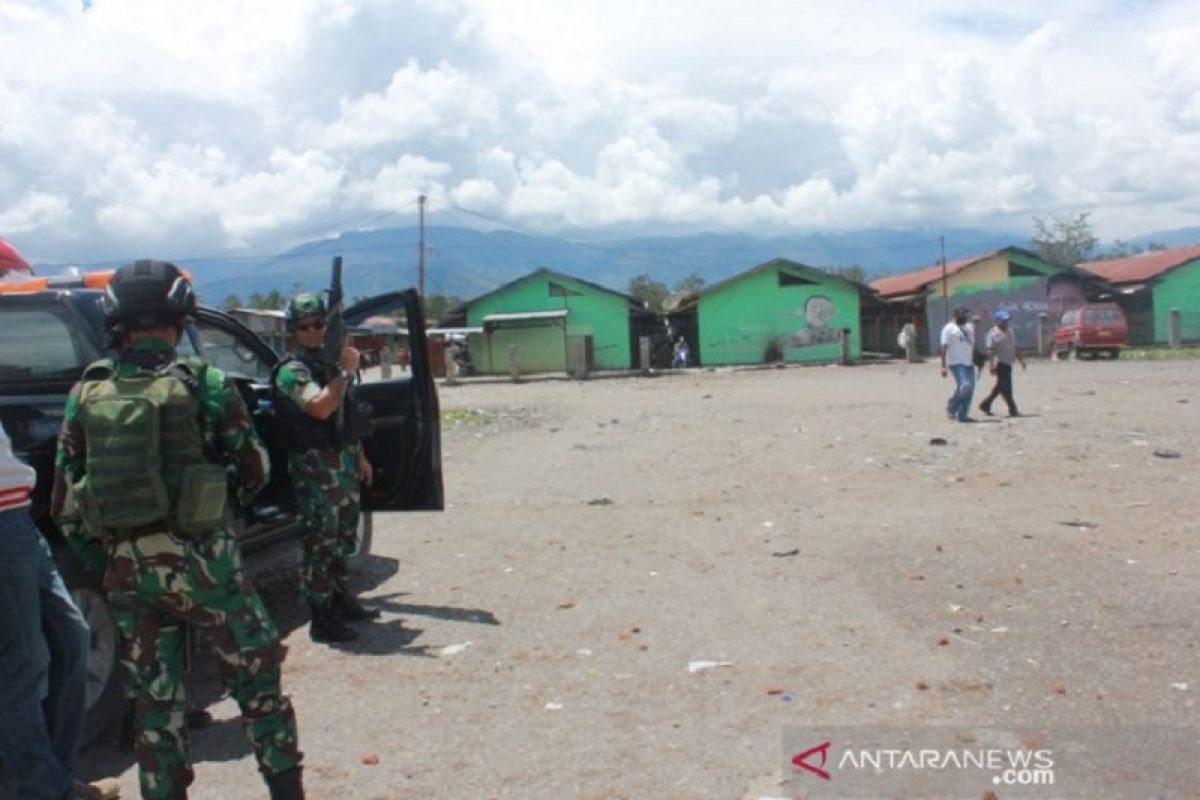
[272,293,376,644]
[979,310,1026,417]
[55,260,304,799]
[940,306,976,422]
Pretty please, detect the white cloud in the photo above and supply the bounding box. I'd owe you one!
[307,59,499,151]
[1,0,1199,261]
[0,190,71,233]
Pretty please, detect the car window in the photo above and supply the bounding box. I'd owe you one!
[0,308,93,380]
[193,320,273,381]
[1085,307,1121,324]
[1060,310,1080,326]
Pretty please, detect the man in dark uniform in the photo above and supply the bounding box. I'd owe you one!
[272,293,376,644]
[55,261,304,800]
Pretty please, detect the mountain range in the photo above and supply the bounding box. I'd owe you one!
[42,224,1200,304]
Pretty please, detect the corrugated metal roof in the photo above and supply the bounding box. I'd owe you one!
[870,251,1001,298]
[483,309,568,323]
[1079,244,1200,285]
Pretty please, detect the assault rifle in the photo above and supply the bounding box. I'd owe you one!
[319,255,347,428]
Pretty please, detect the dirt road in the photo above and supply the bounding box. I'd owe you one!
[83,358,1200,798]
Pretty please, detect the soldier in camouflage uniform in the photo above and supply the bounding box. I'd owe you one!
[271,293,377,644]
[54,261,304,800]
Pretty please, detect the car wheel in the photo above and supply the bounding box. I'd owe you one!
[348,511,374,569]
[56,561,128,749]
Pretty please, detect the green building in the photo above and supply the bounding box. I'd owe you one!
[455,268,647,374]
[1080,244,1200,345]
[682,258,869,366]
[871,246,1108,353]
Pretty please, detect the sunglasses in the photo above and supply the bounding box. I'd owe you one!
[295,320,326,332]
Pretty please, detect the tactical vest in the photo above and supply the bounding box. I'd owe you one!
[271,353,374,452]
[271,354,340,451]
[72,357,228,540]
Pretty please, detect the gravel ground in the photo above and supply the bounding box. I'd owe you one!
[80,358,1200,799]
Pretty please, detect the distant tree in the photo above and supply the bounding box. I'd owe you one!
[246,290,285,310]
[674,273,707,295]
[220,294,243,311]
[424,293,464,323]
[628,274,670,311]
[821,265,866,284]
[1093,239,1169,261]
[1031,212,1098,266]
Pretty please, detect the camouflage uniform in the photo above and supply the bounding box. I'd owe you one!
[272,351,362,607]
[57,337,301,800]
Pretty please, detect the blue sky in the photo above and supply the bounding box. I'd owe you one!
[1,0,1198,263]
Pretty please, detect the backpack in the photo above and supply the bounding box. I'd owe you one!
[72,357,228,540]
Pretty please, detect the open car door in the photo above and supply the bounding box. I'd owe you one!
[344,290,444,512]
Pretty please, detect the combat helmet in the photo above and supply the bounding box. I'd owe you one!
[101,259,196,332]
[286,292,327,328]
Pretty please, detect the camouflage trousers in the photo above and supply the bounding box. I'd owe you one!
[106,528,301,800]
[289,445,361,607]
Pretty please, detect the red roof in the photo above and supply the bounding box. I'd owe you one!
[1079,244,1200,285]
[870,251,1000,298]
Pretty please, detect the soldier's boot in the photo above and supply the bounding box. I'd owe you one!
[332,592,382,622]
[309,603,358,643]
[265,767,305,800]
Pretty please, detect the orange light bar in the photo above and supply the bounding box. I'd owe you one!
[0,268,194,294]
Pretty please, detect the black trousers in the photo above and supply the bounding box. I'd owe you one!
[980,363,1017,414]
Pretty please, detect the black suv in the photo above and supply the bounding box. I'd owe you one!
[0,281,443,743]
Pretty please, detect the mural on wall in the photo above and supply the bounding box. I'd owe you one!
[926,275,1094,351]
[764,295,841,360]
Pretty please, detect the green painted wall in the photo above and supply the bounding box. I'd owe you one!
[465,271,633,373]
[1151,260,1200,342]
[697,263,861,365]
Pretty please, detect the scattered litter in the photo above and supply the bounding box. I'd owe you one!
[929,437,948,446]
[772,548,800,558]
[762,521,774,528]
[948,604,964,612]
[990,627,1009,634]
[587,496,614,506]
[688,660,734,673]
[576,649,593,658]
[545,702,564,711]
[1131,440,1150,447]
[766,686,786,696]
[1171,682,1189,692]
[1126,559,1139,565]
[1154,449,1182,459]
[1124,501,1152,508]
[1058,519,1098,529]
[916,680,931,691]
[1052,682,1067,695]
[936,636,950,647]
[780,692,793,702]
[556,600,575,610]
[948,632,981,647]
[439,642,473,657]
[618,626,641,640]
[361,753,380,766]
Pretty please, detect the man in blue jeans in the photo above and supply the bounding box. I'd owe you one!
[939,306,976,422]
[0,422,120,799]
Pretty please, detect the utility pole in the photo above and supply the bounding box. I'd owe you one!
[417,194,427,297]
[939,235,949,324]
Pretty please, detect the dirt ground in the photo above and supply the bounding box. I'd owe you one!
[81,358,1200,799]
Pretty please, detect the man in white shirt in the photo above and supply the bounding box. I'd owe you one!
[939,306,977,422]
